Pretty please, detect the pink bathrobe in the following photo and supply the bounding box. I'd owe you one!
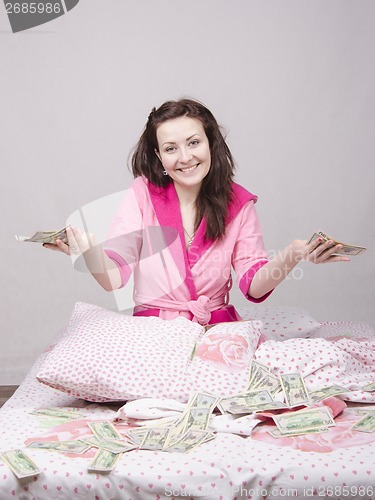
[104,176,271,325]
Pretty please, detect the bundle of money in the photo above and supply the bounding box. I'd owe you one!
[15,227,68,244]
[247,361,282,397]
[126,392,218,454]
[218,390,287,415]
[307,230,366,256]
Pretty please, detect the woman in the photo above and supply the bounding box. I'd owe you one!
[44,98,349,324]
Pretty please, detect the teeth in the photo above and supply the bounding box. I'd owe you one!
[180,164,198,172]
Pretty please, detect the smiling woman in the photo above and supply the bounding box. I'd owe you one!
[155,116,212,247]
[43,98,351,325]
[132,99,236,243]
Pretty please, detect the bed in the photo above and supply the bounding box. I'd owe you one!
[0,303,374,500]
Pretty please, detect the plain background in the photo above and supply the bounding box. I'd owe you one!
[1,0,374,384]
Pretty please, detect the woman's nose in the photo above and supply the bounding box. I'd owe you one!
[178,148,193,164]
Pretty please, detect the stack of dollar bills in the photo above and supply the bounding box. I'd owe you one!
[1,372,374,477]
[307,230,366,256]
[15,228,68,244]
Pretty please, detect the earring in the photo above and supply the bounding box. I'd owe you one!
[163,170,168,176]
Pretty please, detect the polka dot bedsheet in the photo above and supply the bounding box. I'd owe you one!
[0,307,375,500]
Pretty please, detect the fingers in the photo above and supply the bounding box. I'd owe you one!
[42,226,92,256]
[66,226,80,255]
[67,226,95,254]
[307,238,350,264]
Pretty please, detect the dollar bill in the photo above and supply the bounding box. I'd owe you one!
[349,405,375,415]
[273,407,335,434]
[27,440,90,454]
[82,436,135,454]
[88,449,120,473]
[187,392,220,411]
[253,401,288,412]
[218,390,274,415]
[1,449,40,479]
[15,228,68,244]
[307,231,366,256]
[309,385,347,403]
[139,427,171,450]
[164,429,214,453]
[280,373,311,407]
[184,407,213,431]
[88,421,122,441]
[362,381,375,392]
[352,414,375,433]
[31,407,84,421]
[267,427,329,438]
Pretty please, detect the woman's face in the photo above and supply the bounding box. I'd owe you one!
[156,116,211,193]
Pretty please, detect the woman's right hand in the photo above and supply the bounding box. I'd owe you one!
[43,226,96,256]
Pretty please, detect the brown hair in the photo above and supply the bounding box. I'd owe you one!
[131,98,235,241]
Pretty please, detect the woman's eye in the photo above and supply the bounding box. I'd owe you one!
[165,146,175,153]
[189,139,199,146]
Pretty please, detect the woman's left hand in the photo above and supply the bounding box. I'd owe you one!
[291,237,351,264]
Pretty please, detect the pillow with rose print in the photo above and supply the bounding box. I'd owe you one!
[36,302,262,403]
[182,320,263,399]
[36,302,204,403]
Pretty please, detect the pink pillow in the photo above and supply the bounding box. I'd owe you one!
[37,302,262,403]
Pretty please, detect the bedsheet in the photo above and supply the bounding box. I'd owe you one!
[1,312,375,500]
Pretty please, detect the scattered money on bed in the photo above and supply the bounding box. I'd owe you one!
[126,391,218,453]
[246,361,281,397]
[88,449,120,472]
[1,450,40,479]
[272,406,335,435]
[82,436,135,454]
[15,227,68,244]
[31,407,85,421]
[88,421,123,441]
[307,230,366,256]
[309,385,348,403]
[138,427,172,451]
[218,390,287,415]
[27,440,90,454]
[350,405,375,415]
[280,373,311,407]
[352,414,375,433]
[164,429,215,453]
[267,427,330,438]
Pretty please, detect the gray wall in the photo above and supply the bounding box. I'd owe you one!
[1,0,374,384]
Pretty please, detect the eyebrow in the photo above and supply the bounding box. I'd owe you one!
[161,134,200,147]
